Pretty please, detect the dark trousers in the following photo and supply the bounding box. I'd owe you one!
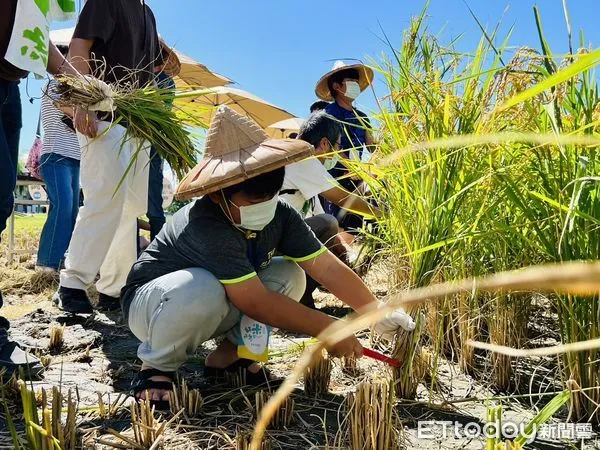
[300,214,341,306]
[0,79,22,335]
[0,80,21,241]
[147,147,165,241]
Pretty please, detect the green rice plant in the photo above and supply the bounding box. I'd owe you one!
[489,18,600,420]
[344,3,600,422]
[356,3,511,399]
[485,390,570,449]
[53,74,204,180]
[2,382,77,450]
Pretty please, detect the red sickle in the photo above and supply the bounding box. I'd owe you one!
[362,348,401,368]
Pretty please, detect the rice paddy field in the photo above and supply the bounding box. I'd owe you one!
[2,6,600,450]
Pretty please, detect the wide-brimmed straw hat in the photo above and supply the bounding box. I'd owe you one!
[315,60,374,102]
[175,106,315,200]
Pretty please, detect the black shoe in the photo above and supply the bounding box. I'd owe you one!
[96,293,121,312]
[0,340,44,380]
[52,286,93,314]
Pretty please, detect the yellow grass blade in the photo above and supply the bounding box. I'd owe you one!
[469,338,600,357]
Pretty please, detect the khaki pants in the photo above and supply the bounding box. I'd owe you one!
[60,122,149,297]
[127,257,306,371]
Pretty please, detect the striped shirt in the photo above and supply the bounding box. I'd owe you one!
[41,80,81,160]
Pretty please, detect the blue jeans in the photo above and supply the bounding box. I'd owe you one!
[0,80,22,242]
[37,153,80,269]
[147,147,165,241]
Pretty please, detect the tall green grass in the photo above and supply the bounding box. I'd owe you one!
[355,3,600,422]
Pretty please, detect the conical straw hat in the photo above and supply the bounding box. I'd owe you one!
[176,106,314,200]
[158,38,181,77]
[315,60,374,102]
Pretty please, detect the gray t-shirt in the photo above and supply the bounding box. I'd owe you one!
[121,196,325,319]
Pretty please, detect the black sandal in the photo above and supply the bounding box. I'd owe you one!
[130,368,175,410]
[204,358,281,387]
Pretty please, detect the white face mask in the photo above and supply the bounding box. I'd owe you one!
[231,195,279,231]
[344,81,361,100]
[323,154,339,171]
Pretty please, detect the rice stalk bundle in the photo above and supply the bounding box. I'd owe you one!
[11,384,79,450]
[345,380,401,450]
[39,354,52,369]
[456,292,480,375]
[1,374,21,403]
[168,379,203,417]
[129,397,162,448]
[101,397,183,450]
[236,430,272,450]
[391,311,425,399]
[48,323,65,352]
[225,368,247,388]
[96,392,128,420]
[53,74,200,180]
[254,390,294,430]
[342,355,360,377]
[487,293,528,391]
[303,350,332,396]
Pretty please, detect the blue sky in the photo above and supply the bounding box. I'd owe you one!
[18,0,599,158]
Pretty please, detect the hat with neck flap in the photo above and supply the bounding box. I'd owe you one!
[176,106,315,200]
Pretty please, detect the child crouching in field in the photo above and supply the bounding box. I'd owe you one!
[120,106,414,406]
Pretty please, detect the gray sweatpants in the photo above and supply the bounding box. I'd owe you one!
[127,257,306,371]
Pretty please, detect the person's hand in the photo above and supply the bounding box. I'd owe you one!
[325,334,363,359]
[373,304,416,340]
[74,106,98,138]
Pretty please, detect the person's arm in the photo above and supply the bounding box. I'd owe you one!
[137,218,151,232]
[224,278,363,358]
[68,38,93,75]
[321,185,381,218]
[54,104,75,118]
[68,38,98,138]
[300,250,377,312]
[47,41,80,76]
[301,250,417,337]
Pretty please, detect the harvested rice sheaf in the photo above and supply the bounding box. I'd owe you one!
[48,323,65,352]
[254,390,294,429]
[169,379,203,417]
[303,350,332,397]
[236,430,272,450]
[346,380,402,450]
[53,74,199,179]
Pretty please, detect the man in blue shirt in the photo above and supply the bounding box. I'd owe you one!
[315,61,375,230]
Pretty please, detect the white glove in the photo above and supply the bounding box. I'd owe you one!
[85,76,116,112]
[373,303,416,340]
